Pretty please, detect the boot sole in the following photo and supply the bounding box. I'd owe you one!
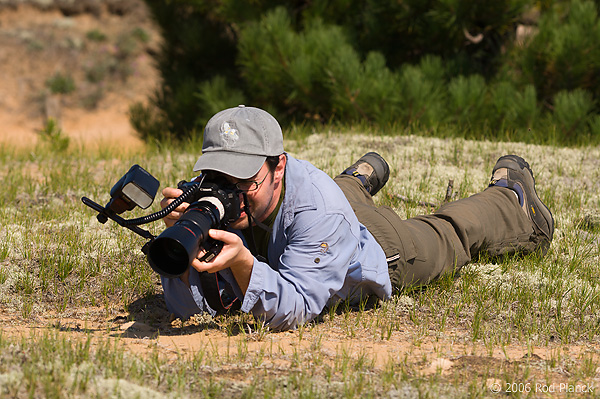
[356,152,390,196]
[494,155,554,241]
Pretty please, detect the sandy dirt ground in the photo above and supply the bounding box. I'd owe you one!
[2,304,598,392]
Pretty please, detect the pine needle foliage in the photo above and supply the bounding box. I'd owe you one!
[514,0,600,103]
[135,0,600,146]
[553,89,596,139]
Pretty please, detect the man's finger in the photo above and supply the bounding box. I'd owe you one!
[162,187,183,198]
[208,229,237,244]
[161,197,189,213]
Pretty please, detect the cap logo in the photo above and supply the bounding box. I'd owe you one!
[220,121,239,148]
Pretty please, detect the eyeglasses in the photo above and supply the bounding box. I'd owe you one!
[234,170,270,192]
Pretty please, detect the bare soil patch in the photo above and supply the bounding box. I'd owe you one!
[2,302,599,395]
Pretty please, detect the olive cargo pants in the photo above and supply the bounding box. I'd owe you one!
[334,174,544,289]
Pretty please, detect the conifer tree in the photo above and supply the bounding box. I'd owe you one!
[134,0,600,145]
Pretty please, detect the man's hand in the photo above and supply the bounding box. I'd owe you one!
[160,187,188,228]
[192,229,254,294]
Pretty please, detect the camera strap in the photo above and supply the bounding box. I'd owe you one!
[198,271,241,315]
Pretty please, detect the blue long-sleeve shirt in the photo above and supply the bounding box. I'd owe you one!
[161,154,391,330]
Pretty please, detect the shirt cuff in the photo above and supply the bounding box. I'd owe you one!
[240,257,265,313]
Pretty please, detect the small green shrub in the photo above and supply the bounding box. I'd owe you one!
[85,29,107,42]
[38,118,70,152]
[45,73,75,94]
[131,27,150,43]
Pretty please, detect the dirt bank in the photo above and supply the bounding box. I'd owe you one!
[0,0,158,149]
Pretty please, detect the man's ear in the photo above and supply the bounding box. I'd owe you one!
[274,153,286,184]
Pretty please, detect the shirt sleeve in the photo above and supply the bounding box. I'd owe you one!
[240,211,358,331]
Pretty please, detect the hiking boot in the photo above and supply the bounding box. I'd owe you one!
[342,152,390,196]
[489,155,554,245]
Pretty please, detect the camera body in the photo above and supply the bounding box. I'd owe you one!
[82,166,242,278]
[176,179,241,225]
[146,178,242,278]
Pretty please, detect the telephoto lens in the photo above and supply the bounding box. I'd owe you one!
[147,197,225,277]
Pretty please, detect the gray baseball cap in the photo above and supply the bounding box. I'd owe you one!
[193,105,284,179]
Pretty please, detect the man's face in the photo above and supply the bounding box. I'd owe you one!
[221,155,285,230]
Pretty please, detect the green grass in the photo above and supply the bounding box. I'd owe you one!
[1,130,600,397]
